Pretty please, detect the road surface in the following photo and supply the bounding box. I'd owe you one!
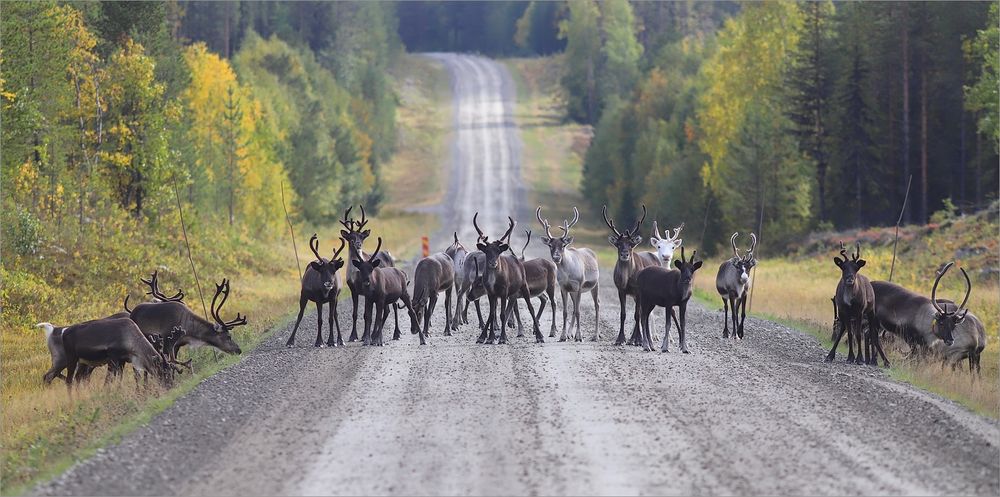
[35,54,999,496]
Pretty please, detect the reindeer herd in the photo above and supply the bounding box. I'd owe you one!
[36,204,987,392]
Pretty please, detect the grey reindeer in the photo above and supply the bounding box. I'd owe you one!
[411,252,456,336]
[286,234,347,348]
[602,205,661,346]
[444,232,469,331]
[474,214,544,344]
[340,206,396,342]
[351,237,421,346]
[536,206,600,342]
[715,232,757,339]
[506,229,558,338]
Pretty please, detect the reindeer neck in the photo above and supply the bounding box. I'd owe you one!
[178,311,218,341]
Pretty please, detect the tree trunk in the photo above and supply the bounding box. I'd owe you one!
[901,4,911,224]
[920,69,928,223]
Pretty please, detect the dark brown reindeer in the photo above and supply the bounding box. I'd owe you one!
[352,237,421,346]
[506,229,558,338]
[603,205,661,346]
[286,234,347,347]
[872,262,980,372]
[826,242,889,367]
[715,232,757,339]
[634,246,703,353]
[38,317,168,390]
[411,252,456,336]
[129,279,246,364]
[340,206,397,342]
[475,214,544,344]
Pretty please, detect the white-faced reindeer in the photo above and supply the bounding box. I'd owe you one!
[536,206,600,342]
[474,214,544,344]
[351,237,421,346]
[506,229,558,338]
[412,252,456,336]
[650,221,684,267]
[340,205,397,342]
[38,317,168,390]
[826,242,889,367]
[872,262,982,373]
[603,205,660,346]
[286,234,347,348]
[715,232,757,339]
[634,246,703,353]
[129,279,246,364]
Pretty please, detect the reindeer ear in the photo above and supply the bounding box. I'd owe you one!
[608,235,619,246]
[540,237,552,245]
[371,258,381,268]
[340,230,350,239]
[352,259,363,269]
[833,257,844,267]
[693,261,703,270]
[498,243,509,253]
[674,259,683,269]
[649,237,660,247]
[675,238,682,247]
[361,230,371,238]
[856,259,866,269]
[477,243,487,251]
[630,234,643,246]
[564,236,574,245]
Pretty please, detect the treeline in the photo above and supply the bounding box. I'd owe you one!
[567,1,999,250]
[2,0,399,253]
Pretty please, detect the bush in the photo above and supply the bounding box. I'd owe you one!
[5,208,42,256]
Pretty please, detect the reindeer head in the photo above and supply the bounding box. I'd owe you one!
[339,205,372,254]
[729,232,758,284]
[674,246,703,286]
[929,262,972,346]
[474,213,515,270]
[833,241,866,287]
[306,234,347,298]
[650,221,684,266]
[603,205,646,262]
[208,279,247,354]
[351,236,384,291]
[536,206,578,264]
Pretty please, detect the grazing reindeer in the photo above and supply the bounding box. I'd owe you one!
[872,262,979,371]
[649,221,684,267]
[715,232,758,339]
[38,318,168,389]
[603,205,661,346]
[286,234,347,348]
[536,206,600,341]
[412,252,456,336]
[474,214,543,344]
[340,205,397,342]
[352,237,421,346]
[634,246,703,353]
[826,242,889,367]
[507,229,558,338]
[129,279,246,363]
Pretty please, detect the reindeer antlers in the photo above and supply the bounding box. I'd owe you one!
[340,206,354,230]
[536,206,554,239]
[367,237,383,263]
[210,279,247,329]
[309,233,322,262]
[500,216,516,243]
[730,232,741,259]
[931,262,973,317]
[332,237,347,260]
[629,205,646,236]
[473,212,515,242]
[141,270,184,302]
[473,212,485,240]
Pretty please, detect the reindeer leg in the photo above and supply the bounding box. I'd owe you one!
[826,315,847,362]
[498,297,510,345]
[362,298,374,346]
[287,295,308,347]
[679,303,690,353]
[639,303,653,352]
[372,304,386,347]
[476,298,489,343]
[424,295,437,338]
[572,291,583,342]
[722,298,730,338]
[328,292,344,347]
[730,297,740,340]
[511,298,525,338]
[868,313,890,368]
[523,293,544,344]
[444,288,453,336]
[486,296,498,344]
[661,307,672,353]
[591,286,600,341]
[616,289,628,345]
[560,288,569,339]
[738,294,747,339]
[314,300,325,347]
[349,283,360,342]
[392,304,401,340]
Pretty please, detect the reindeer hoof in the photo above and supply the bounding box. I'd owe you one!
[285,341,295,348]
[661,347,669,353]
[824,356,834,363]
[549,331,556,338]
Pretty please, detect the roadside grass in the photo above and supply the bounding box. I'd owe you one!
[1,53,448,493]
[506,53,998,419]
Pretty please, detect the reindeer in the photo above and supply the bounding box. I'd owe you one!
[444,232,469,330]
[286,234,347,348]
[715,232,758,339]
[536,206,600,342]
[38,317,168,390]
[340,205,397,342]
[634,246,703,353]
[826,242,889,367]
[872,262,978,371]
[474,214,543,344]
[602,205,660,346]
[351,237,420,346]
[650,221,684,267]
[411,252,456,336]
[129,279,245,364]
[506,229,558,338]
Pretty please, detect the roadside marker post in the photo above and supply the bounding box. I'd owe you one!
[422,236,430,257]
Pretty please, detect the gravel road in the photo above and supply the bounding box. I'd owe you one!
[34,54,999,496]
